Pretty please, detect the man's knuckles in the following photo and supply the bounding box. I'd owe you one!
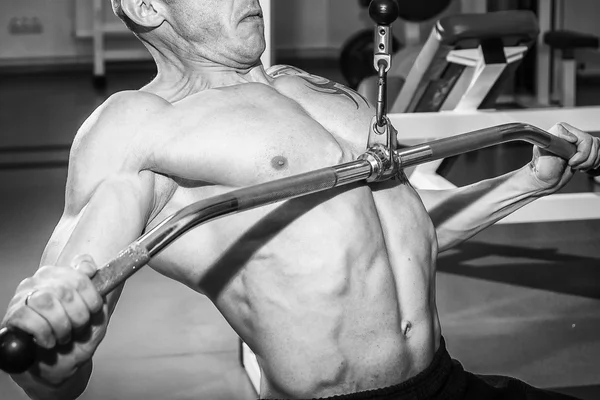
[550,123,578,142]
[29,266,100,306]
[16,277,34,291]
[27,291,56,311]
[571,136,598,169]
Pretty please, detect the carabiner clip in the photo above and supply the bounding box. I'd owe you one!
[376,61,388,128]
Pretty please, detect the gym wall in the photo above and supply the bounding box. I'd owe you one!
[0,0,143,66]
[0,0,85,63]
[0,0,383,64]
[1,0,599,68]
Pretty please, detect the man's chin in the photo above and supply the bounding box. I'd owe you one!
[241,39,266,63]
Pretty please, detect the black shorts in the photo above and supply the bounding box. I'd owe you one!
[265,337,580,400]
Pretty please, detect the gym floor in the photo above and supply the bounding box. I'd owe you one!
[0,60,599,400]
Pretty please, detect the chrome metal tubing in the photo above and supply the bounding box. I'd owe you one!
[87,123,585,295]
[0,121,589,375]
[396,123,577,169]
[91,159,373,296]
[94,123,579,295]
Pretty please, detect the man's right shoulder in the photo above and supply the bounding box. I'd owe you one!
[73,90,170,161]
[67,91,170,196]
[60,91,173,214]
[79,90,170,138]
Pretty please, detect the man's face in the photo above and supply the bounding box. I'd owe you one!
[166,0,266,67]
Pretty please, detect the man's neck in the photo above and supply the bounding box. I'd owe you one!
[142,49,272,102]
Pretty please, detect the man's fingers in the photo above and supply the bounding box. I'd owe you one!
[70,256,103,311]
[548,123,578,143]
[72,274,103,314]
[577,136,600,171]
[555,122,597,168]
[6,266,103,356]
[25,290,73,346]
[569,136,593,167]
[52,286,91,331]
[4,306,55,349]
[71,255,98,278]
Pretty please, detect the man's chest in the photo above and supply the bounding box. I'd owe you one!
[151,79,375,188]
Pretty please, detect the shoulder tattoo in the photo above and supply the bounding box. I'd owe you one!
[268,65,370,110]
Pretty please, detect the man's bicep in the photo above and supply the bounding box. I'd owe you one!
[55,171,155,269]
[57,92,163,267]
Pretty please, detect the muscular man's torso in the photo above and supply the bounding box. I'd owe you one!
[107,67,440,398]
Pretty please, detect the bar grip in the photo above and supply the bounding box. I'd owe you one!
[0,245,151,375]
[92,243,151,296]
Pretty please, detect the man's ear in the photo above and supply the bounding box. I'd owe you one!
[121,0,166,29]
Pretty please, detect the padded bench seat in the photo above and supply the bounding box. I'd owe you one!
[388,10,538,113]
[437,10,539,47]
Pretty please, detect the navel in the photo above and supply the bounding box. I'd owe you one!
[401,320,412,337]
[271,156,288,170]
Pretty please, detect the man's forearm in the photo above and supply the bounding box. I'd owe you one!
[418,163,546,252]
[13,360,92,400]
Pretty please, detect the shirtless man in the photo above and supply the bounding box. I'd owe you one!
[2,1,599,399]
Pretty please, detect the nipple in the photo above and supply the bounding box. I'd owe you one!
[271,156,288,170]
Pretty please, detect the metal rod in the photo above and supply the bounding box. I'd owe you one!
[396,122,577,168]
[68,123,587,295]
[93,159,373,295]
[0,122,589,375]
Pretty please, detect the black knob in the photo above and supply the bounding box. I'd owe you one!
[369,0,399,26]
[0,327,37,374]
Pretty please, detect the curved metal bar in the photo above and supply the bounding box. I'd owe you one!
[395,123,577,168]
[90,122,584,295]
[92,159,373,295]
[0,122,588,375]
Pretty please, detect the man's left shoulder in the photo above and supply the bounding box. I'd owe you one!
[266,64,333,86]
[267,64,371,111]
[266,64,310,78]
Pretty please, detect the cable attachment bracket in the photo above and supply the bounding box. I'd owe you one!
[360,115,399,182]
[371,6,395,128]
